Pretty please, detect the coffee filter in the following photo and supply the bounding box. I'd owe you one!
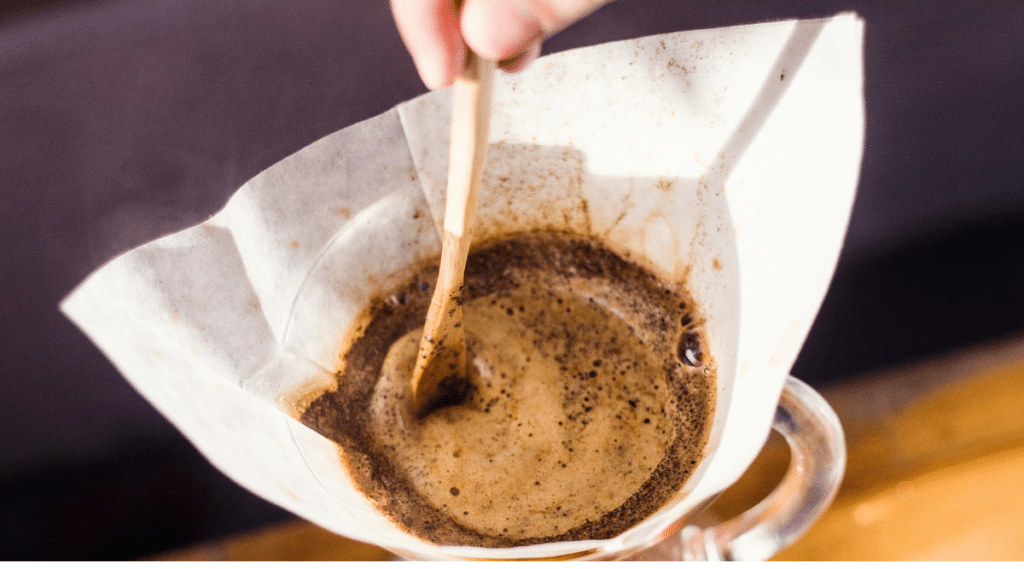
[61,14,863,560]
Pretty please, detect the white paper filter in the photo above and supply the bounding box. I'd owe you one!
[62,15,864,560]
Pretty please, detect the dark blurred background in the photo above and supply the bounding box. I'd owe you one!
[1,0,1022,560]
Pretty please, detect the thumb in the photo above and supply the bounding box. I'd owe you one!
[460,0,612,62]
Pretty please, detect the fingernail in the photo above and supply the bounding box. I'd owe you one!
[499,40,541,74]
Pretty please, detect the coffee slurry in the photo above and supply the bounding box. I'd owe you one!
[300,232,715,548]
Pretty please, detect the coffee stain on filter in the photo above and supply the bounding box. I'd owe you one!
[473,143,591,243]
[642,215,678,277]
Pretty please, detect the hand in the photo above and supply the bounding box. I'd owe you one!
[390,0,612,90]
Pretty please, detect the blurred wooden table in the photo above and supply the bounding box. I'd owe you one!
[151,334,1024,561]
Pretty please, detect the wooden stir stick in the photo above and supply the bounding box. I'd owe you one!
[411,53,496,417]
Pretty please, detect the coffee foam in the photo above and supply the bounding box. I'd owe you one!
[371,283,676,540]
[300,231,714,547]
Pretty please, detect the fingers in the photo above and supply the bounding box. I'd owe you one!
[391,0,613,90]
[498,39,542,74]
[461,0,612,62]
[390,0,466,90]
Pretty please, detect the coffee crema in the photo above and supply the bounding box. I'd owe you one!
[300,231,715,548]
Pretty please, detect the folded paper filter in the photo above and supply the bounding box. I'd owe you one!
[62,15,864,560]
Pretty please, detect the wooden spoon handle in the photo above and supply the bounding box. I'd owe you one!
[444,52,495,240]
[411,54,495,417]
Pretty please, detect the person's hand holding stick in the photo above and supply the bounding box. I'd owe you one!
[390,0,613,90]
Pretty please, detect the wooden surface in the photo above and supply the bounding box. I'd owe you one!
[411,54,494,416]
[150,334,1024,561]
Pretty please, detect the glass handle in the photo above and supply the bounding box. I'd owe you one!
[681,375,846,561]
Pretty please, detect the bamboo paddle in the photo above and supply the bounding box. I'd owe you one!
[410,53,495,417]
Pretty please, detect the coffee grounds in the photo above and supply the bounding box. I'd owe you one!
[300,231,714,548]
